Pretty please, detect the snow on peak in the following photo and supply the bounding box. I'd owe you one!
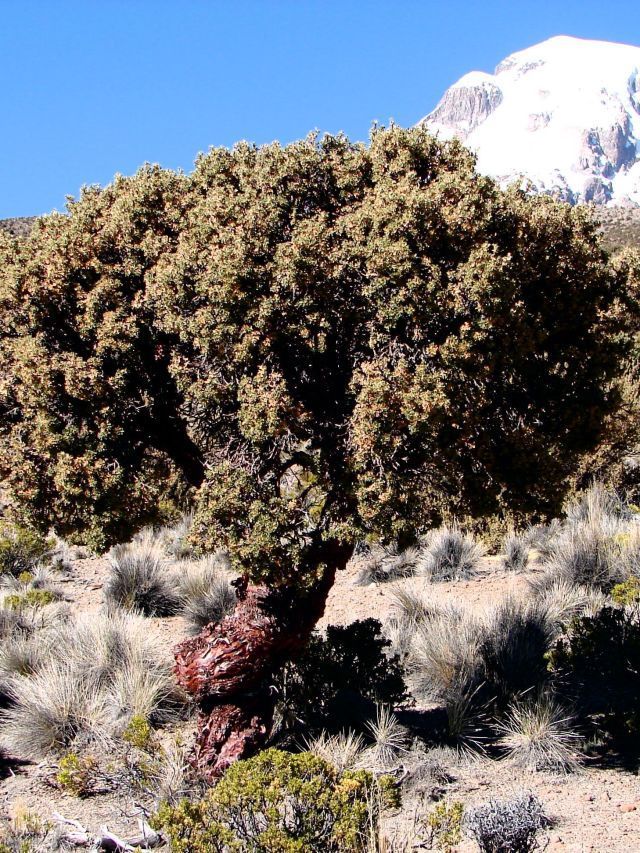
[419,36,640,206]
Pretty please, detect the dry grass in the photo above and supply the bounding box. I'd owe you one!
[305,730,366,773]
[365,706,410,769]
[416,525,485,582]
[106,536,179,616]
[496,694,582,773]
[177,554,237,633]
[502,532,529,572]
[0,610,182,758]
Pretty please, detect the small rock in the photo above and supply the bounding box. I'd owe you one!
[619,803,637,813]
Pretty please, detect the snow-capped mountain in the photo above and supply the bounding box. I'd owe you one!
[419,36,640,206]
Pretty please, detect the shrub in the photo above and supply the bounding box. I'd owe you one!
[105,538,179,616]
[3,589,57,611]
[0,522,50,577]
[496,694,582,773]
[56,751,99,796]
[122,714,155,752]
[151,748,398,852]
[416,525,485,582]
[177,555,236,633]
[502,533,529,572]
[611,575,640,605]
[548,606,640,748]
[274,619,406,735]
[425,801,464,853]
[465,792,547,853]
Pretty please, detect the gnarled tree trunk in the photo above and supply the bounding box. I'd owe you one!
[174,540,353,780]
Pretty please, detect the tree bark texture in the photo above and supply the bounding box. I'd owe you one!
[174,540,353,780]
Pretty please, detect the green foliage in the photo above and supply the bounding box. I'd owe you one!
[275,619,407,733]
[0,523,49,576]
[548,606,640,748]
[611,575,640,605]
[426,801,464,852]
[3,589,55,611]
[122,714,155,751]
[0,127,628,584]
[56,751,98,796]
[151,748,396,852]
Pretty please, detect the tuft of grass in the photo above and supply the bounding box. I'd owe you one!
[0,661,108,758]
[354,542,422,585]
[107,661,182,727]
[480,598,554,701]
[177,555,237,633]
[106,538,179,616]
[533,579,608,629]
[0,611,182,758]
[502,532,529,572]
[305,729,366,773]
[364,705,410,769]
[496,694,582,773]
[416,525,485,582]
[405,603,484,703]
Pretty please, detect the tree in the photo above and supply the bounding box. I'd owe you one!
[0,127,628,777]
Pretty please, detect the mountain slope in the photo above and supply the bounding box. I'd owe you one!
[420,35,640,206]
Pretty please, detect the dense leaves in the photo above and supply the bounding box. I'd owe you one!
[0,127,629,583]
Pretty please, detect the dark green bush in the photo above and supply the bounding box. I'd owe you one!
[151,748,398,852]
[548,606,640,749]
[274,619,407,734]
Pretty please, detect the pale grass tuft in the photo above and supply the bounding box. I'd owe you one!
[416,524,486,582]
[106,537,179,616]
[305,729,366,773]
[0,661,109,758]
[497,694,582,773]
[364,706,410,769]
[177,554,237,632]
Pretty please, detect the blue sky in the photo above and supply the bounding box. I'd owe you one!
[2,1,640,218]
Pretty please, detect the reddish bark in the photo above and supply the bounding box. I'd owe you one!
[174,540,353,780]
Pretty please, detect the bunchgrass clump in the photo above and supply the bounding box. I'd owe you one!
[106,537,179,616]
[177,554,236,633]
[305,729,366,773]
[496,694,582,773]
[0,661,109,758]
[364,705,410,769]
[0,611,182,758]
[502,533,529,572]
[354,542,422,585]
[416,525,485,582]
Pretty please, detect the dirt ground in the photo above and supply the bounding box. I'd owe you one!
[1,551,639,851]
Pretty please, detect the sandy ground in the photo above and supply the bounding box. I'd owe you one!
[1,551,639,851]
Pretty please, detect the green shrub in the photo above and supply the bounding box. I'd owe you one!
[548,606,640,749]
[425,801,464,852]
[611,575,640,605]
[122,714,155,751]
[56,751,99,797]
[274,619,407,734]
[3,589,56,611]
[151,748,398,852]
[0,523,49,577]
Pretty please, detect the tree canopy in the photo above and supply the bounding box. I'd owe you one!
[0,127,629,587]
